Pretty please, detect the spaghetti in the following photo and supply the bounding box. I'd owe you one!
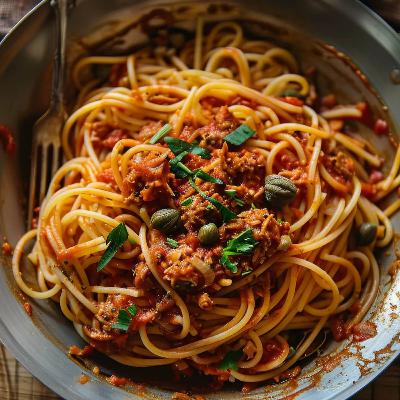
[12,19,400,388]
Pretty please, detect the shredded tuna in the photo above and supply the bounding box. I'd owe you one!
[220,209,290,268]
[197,107,239,150]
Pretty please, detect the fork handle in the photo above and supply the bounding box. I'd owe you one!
[49,0,69,114]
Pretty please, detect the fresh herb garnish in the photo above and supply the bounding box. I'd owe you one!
[220,228,258,273]
[111,304,138,331]
[225,189,245,206]
[169,151,192,178]
[241,269,253,276]
[181,197,193,206]
[277,217,285,225]
[219,350,242,371]
[127,305,138,317]
[194,169,224,185]
[149,123,171,144]
[164,137,211,159]
[97,223,128,272]
[224,124,256,146]
[189,178,236,223]
[166,238,179,248]
[251,203,257,209]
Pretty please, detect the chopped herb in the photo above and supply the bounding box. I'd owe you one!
[189,178,236,223]
[97,223,128,272]
[111,309,131,331]
[224,124,256,146]
[251,203,257,209]
[206,204,214,210]
[194,169,224,185]
[220,228,258,273]
[220,253,239,273]
[169,151,191,178]
[225,189,245,206]
[277,217,285,225]
[166,237,179,248]
[241,269,253,276]
[181,197,193,206]
[127,304,138,317]
[219,350,242,371]
[164,137,211,159]
[112,305,138,331]
[149,123,171,144]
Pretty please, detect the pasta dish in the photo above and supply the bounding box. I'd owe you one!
[12,19,400,389]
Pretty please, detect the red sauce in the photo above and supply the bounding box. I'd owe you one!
[79,374,90,384]
[69,344,94,357]
[242,382,258,394]
[23,302,32,316]
[369,170,384,184]
[321,94,337,108]
[1,240,12,256]
[351,321,377,342]
[0,125,16,154]
[96,169,116,185]
[106,375,129,387]
[260,339,285,363]
[373,118,388,135]
[361,182,377,199]
[278,96,304,107]
[101,129,129,149]
[331,317,349,341]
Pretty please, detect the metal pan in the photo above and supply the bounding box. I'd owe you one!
[0,1,399,399]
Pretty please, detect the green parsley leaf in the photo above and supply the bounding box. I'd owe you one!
[220,253,238,273]
[149,123,171,144]
[166,238,179,248]
[164,137,211,159]
[181,197,193,206]
[97,223,128,272]
[169,151,191,178]
[277,218,285,225]
[189,178,236,223]
[220,229,258,273]
[219,350,242,371]
[194,169,224,185]
[127,304,138,317]
[224,124,256,146]
[111,309,131,331]
[112,305,138,331]
[225,189,245,206]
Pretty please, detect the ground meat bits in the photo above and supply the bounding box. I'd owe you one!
[220,209,290,268]
[122,152,171,203]
[323,151,355,186]
[180,182,230,231]
[197,106,239,150]
[220,146,265,183]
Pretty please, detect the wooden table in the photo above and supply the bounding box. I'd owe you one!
[0,1,399,399]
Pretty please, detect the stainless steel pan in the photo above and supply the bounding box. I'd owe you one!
[0,1,399,399]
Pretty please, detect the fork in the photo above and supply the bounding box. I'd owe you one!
[27,0,69,229]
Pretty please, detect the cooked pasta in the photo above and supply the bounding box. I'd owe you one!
[12,18,398,388]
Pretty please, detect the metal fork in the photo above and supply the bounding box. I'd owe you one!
[27,0,69,228]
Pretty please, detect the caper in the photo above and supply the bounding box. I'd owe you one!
[265,175,298,209]
[357,222,377,246]
[278,235,292,251]
[198,223,219,246]
[150,208,181,234]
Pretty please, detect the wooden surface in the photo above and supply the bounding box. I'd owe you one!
[0,1,399,399]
